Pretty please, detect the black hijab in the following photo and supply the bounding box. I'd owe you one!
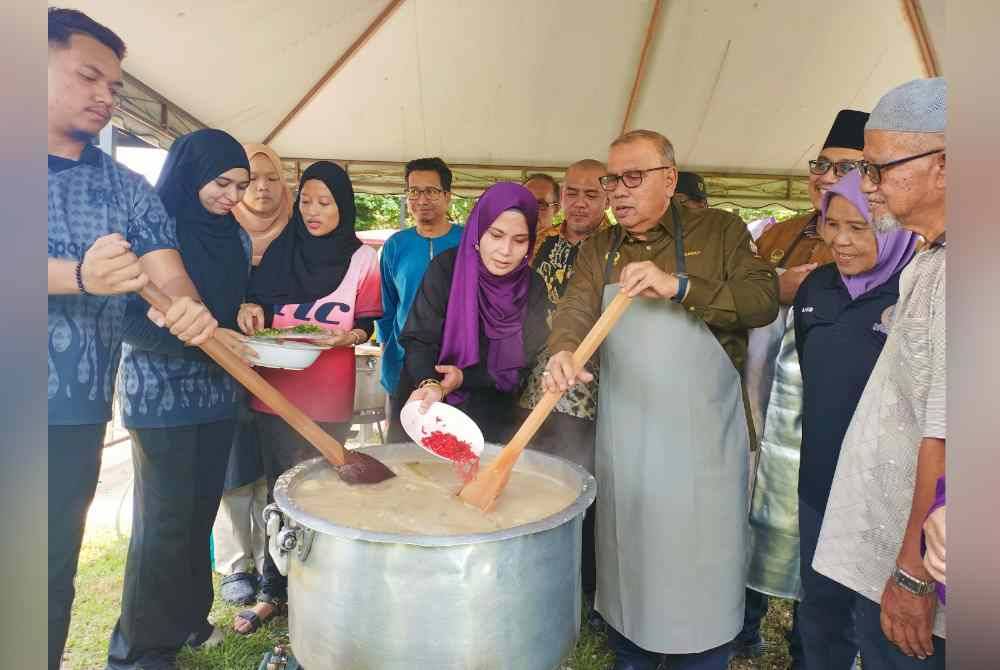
[156,129,250,329]
[249,161,362,305]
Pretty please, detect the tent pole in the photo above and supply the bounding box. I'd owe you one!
[263,0,407,144]
[620,0,663,135]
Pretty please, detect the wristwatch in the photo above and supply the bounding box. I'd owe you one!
[671,273,689,303]
[892,566,936,597]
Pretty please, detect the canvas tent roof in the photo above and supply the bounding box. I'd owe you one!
[76,0,943,207]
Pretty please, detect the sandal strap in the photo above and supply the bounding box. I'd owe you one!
[236,609,260,626]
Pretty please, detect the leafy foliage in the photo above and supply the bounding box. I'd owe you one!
[354,193,478,230]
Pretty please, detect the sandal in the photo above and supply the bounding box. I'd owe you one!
[234,600,282,636]
[220,572,258,605]
[234,609,262,634]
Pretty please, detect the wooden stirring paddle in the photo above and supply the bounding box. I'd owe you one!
[458,291,632,511]
[138,284,395,486]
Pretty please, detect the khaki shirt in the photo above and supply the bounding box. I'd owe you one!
[549,204,779,375]
[755,210,832,269]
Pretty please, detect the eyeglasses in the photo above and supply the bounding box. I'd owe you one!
[599,166,673,192]
[857,149,944,185]
[808,158,860,178]
[406,186,445,202]
[536,199,559,211]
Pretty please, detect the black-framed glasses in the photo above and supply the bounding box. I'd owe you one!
[535,199,559,211]
[406,186,445,201]
[857,149,944,185]
[808,158,860,178]
[599,166,673,191]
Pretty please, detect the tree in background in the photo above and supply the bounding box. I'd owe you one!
[354,193,476,230]
[352,193,805,231]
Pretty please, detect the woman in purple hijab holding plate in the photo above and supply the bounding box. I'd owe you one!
[793,168,918,667]
[398,182,552,442]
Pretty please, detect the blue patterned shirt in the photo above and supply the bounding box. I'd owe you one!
[119,230,252,429]
[47,144,178,426]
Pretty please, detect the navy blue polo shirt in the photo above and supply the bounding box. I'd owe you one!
[793,263,902,510]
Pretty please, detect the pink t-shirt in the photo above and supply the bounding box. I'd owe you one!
[252,245,382,423]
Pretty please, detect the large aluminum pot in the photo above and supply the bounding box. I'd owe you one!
[266,442,596,670]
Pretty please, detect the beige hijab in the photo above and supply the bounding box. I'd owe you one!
[232,143,293,265]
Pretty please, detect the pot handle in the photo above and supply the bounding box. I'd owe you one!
[264,504,292,576]
[263,503,314,573]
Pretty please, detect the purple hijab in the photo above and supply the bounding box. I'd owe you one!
[439,182,539,404]
[820,169,916,300]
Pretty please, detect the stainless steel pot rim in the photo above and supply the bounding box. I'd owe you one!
[272,443,597,548]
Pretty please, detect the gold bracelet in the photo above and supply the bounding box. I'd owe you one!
[418,378,443,391]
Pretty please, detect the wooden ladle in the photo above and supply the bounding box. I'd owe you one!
[138,284,395,485]
[458,291,632,511]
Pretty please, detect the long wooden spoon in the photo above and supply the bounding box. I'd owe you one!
[458,291,632,511]
[138,284,395,485]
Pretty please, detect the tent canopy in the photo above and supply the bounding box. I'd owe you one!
[78,0,943,206]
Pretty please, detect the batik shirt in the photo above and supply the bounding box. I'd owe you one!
[48,144,178,426]
[119,231,252,429]
[519,231,600,421]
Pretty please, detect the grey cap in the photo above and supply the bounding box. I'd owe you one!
[866,77,946,133]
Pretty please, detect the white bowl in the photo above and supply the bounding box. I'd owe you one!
[400,400,485,461]
[247,338,326,370]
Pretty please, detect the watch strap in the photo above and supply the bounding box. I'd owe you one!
[892,566,936,596]
[671,274,689,303]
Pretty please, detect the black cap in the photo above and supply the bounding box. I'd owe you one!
[675,171,708,201]
[822,109,870,150]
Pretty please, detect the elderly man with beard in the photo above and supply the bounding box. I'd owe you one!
[812,77,947,669]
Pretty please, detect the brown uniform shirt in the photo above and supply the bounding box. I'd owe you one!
[549,204,779,376]
[755,210,832,269]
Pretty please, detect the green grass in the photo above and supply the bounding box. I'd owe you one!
[65,533,796,669]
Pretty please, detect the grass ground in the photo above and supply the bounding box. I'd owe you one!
[65,532,795,669]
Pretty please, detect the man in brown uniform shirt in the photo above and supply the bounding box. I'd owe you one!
[756,109,868,304]
[545,130,778,670]
[736,108,869,664]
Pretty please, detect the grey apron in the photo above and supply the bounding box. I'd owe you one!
[593,282,749,653]
[746,307,803,600]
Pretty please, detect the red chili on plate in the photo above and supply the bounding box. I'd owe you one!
[420,431,480,483]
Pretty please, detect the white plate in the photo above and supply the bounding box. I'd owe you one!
[400,400,485,461]
[247,338,326,370]
[251,332,330,342]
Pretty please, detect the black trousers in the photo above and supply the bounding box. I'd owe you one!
[256,412,350,603]
[106,419,235,670]
[49,423,106,670]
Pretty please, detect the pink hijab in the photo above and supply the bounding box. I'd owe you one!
[231,143,292,265]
